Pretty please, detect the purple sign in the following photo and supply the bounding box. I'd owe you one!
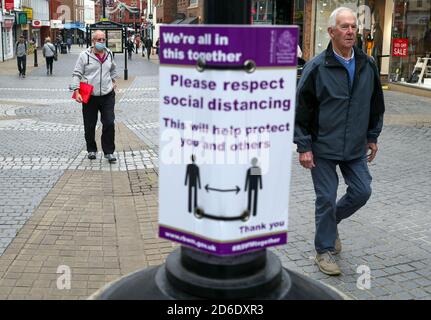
[160,25,299,67]
[159,225,287,256]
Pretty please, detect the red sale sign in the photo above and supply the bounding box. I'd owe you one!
[5,0,14,10]
[392,38,408,57]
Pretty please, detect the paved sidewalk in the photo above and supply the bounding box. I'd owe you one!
[0,52,46,76]
[0,128,174,299]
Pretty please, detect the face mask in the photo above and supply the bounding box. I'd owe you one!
[95,42,105,51]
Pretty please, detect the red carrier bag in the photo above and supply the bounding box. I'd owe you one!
[72,82,94,104]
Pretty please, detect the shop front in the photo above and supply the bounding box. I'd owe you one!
[389,0,431,88]
[313,1,391,69]
[251,0,305,48]
[1,16,15,61]
[311,0,431,89]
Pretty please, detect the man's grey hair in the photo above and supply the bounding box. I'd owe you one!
[328,7,358,28]
[92,30,105,40]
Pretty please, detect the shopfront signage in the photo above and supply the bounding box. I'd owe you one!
[17,12,27,25]
[158,25,298,255]
[5,0,14,10]
[51,20,63,29]
[392,38,408,57]
[22,7,33,20]
[32,20,42,28]
[4,19,14,29]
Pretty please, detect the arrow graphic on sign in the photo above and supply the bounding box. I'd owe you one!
[205,184,240,194]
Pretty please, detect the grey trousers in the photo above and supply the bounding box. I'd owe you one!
[311,156,372,254]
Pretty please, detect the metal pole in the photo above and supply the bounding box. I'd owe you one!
[34,45,38,67]
[1,23,5,62]
[86,25,89,48]
[123,27,128,80]
[102,0,106,19]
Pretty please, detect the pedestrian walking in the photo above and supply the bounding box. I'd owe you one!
[70,30,118,163]
[144,36,153,60]
[42,37,56,76]
[134,35,141,53]
[15,35,28,78]
[126,36,134,60]
[294,7,385,276]
[155,38,160,57]
[55,35,62,53]
[66,37,72,53]
[78,37,84,48]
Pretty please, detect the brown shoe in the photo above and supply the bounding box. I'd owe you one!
[315,252,341,276]
[333,231,342,255]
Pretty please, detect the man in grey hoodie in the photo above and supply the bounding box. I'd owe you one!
[70,30,118,163]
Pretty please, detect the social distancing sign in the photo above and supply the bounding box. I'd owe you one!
[159,25,298,255]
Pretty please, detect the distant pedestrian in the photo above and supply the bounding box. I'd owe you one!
[55,35,62,52]
[66,37,72,53]
[70,30,118,163]
[15,35,28,78]
[155,38,160,57]
[126,36,134,60]
[134,35,141,53]
[144,36,153,60]
[42,37,56,76]
[78,37,84,48]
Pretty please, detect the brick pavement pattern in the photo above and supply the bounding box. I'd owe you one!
[0,47,430,299]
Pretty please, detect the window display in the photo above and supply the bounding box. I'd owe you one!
[314,1,386,69]
[389,0,431,88]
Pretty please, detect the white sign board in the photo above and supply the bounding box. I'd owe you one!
[159,25,298,256]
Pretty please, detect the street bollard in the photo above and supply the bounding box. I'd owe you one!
[34,46,38,67]
[89,0,345,301]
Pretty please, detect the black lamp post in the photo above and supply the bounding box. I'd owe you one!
[124,26,128,80]
[102,0,106,19]
[89,0,345,300]
[33,43,38,67]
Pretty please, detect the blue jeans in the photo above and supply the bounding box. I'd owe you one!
[311,156,372,254]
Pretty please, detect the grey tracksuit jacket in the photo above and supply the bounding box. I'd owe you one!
[70,47,118,96]
[294,43,385,161]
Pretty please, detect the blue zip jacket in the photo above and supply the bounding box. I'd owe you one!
[294,42,385,161]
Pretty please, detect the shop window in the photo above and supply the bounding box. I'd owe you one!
[389,0,431,87]
[189,0,198,7]
[314,0,385,67]
[252,0,274,24]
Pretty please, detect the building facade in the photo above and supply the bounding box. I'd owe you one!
[50,0,85,43]
[1,0,16,61]
[95,0,142,25]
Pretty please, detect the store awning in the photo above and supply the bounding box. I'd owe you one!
[78,27,86,33]
[171,19,183,24]
[179,17,198,24]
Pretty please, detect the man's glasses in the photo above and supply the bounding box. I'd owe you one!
[94,38,106,42]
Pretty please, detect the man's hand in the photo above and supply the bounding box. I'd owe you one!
[367,143,378,162]
[74,90,82,103]
[299,151,315,169]
[112,81,117,91]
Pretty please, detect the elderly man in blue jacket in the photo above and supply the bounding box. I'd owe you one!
[294,7,385,276]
